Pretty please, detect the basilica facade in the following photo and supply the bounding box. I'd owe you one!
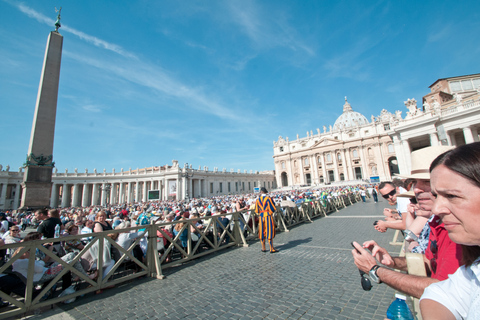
[273,73,480,187]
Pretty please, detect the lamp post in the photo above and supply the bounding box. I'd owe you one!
[181,163,194,200]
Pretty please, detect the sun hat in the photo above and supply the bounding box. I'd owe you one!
[396,189,415,198]
[396,145,454,180]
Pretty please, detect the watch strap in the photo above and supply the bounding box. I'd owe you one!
[370,265,382,283]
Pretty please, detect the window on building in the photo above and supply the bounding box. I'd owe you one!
[352,149,358,158]
[384,124,390,130]
[281,162,285,169]
[368,148,373,157]
[349,133,355,137]
[473,78,480,89]
[210,183,213,194]
[279,147,284,152]
[219,182,223,193]
[304,158,309,166]
[248,182,251,190]
[268,181,270,188]
[228,182,231,192]
[462,80,473,91]
[242,182,245,190]
[254,182,257,187]
[450,81,462,92]
[326,153,332,162]
[235,182,238,192]
[388,144,395,153]
[337,153,341,160]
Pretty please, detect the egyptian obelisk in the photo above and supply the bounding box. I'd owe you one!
[20,8,63,209]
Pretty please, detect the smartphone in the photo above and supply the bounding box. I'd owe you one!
[373,220,378,226]
[351,241,360,253]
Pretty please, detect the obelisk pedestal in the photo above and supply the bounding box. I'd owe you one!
[20,30,63,210]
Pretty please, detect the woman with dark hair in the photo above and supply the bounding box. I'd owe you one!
[420,142,480,319]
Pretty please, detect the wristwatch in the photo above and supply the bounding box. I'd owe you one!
[369,265,382,283]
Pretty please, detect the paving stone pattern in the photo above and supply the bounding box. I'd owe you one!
[30,198,411,320]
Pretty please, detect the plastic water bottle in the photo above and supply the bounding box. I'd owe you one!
[54,224,60,238]
[386,293,414,320]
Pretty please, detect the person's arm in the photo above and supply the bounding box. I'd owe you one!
[420,300,456,320]
[375,267,438,298]
[352,241,436,298]
[375,218,406,232]
[93,223,103,233]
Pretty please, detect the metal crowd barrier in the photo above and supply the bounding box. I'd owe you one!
[0,191,362,318]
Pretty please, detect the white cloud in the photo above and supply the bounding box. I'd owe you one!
[81,104,102,113]
[8,1,137,59]
[64,51,245,121]
[225,1,314,56]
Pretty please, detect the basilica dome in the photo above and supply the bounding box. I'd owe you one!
[333,97,369,130]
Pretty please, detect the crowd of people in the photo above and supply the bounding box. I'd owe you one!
[0,182,368,309]
[352,142,480,319]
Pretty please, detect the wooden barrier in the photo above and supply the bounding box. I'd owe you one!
[0,191,363,318]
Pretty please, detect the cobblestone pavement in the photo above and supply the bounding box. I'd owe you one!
[25,198,409,320]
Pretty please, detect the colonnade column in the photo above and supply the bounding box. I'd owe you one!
[0,183,7,210]
[463,127,475,144]
[401,140,412,174]
[332,150,339,182]
[344,149,353,181]
[119,183,125,204]
[61,184,69,208]
[320,154,327,183]
[50,183,59,208]
[142,181,148,202]
[13,183,21,209]
[176,178,180,200]
[358,146,368,180]
[190,178,194,198]
[81,184,90,207]
[311,154,319,185]
[127,182,132,203]
[196,179,201,198]
[340,149,349,180]
[92,184,99,206]
[135,181,140,203]
[430,133,439,146]
[110,183,116,205]
[72,184,80,207]
[101,183,107,206]
[163,179,168,200]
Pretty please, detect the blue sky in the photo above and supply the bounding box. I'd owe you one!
[1,0,479,173]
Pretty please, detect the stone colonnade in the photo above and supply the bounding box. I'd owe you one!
[0,163,276,210]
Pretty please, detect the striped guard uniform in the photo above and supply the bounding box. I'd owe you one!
[255,194,276,241]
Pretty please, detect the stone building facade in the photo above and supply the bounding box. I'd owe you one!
[273,73,480,188]
[0,161,276,210]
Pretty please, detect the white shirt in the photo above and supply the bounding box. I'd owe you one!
[396,187,410,213]
[420,258,480,319]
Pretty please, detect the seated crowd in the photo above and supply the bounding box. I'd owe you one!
[0,184,365,308]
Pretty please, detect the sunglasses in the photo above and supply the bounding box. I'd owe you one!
[382,189,396,199]
[11,229,20,232]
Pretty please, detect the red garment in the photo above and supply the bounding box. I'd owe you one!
[425,216,463,280]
